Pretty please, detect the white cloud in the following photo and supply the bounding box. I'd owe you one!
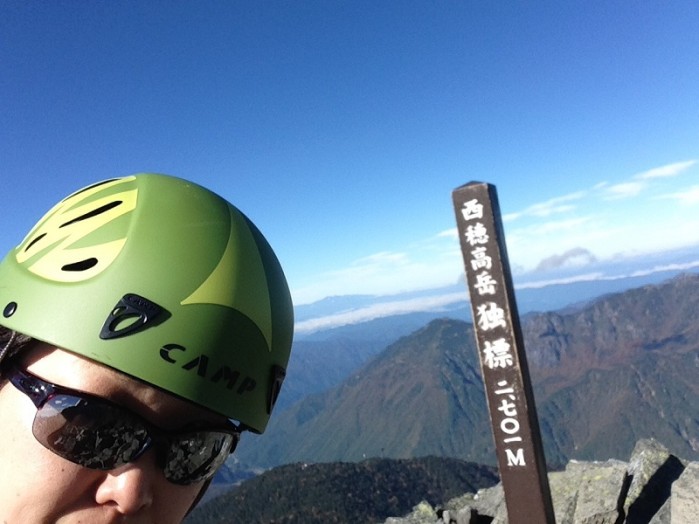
[596,160,697,201]
[508,216,594,237]
[515,272,607,290]
[292,158,699,306]
[295,258,699,333]
[437,227,458,238]
[291,241,462,305]
[655,185,699,205]
[294,292,466,333]
[352,251,410,268]
[602,181,646,200]
[516,259,699,291]
[505,191,587,222]
[535,247,597,271]
[627,259,699,277]
[525,203,578,218]
[633,159,697,180]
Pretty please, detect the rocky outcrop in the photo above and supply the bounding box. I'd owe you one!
[385,439,692,523]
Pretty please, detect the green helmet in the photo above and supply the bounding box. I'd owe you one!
[0,174,293,433]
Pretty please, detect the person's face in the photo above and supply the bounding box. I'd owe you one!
[0,344,227,523]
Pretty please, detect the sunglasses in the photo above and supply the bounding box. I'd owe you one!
[8,365,240,485]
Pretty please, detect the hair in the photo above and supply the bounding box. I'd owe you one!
[0,325,33,383]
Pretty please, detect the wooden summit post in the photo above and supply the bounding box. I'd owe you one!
[452,182,555,524]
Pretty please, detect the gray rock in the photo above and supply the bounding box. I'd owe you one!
[648,498,671,524]
[670,462,699,523]
[453,506,478,524]
[384,440,697,524]
[385,501,438,524]
[551,459,630,524]
[625,438,684,523]
[470,483,506,521]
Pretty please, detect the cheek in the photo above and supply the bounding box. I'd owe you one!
[0,385,97,518]
[0,382,205,521]
[153,482,205,519]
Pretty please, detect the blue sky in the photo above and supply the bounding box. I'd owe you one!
[2,1,699,307]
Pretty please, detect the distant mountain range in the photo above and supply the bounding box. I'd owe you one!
[277,259,699,412]
[237,272,699,470]
[294,247,699,336]
[206,254,699,475]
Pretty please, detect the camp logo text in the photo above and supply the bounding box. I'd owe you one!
[159,343,257,394]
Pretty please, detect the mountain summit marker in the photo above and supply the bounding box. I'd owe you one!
[452,182,555,524]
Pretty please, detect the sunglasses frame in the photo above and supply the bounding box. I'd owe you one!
[7,364,240,485]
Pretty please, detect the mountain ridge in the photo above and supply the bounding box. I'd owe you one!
[239,272,699,470]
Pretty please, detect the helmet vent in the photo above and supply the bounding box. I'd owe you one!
[60,200,123,228]
[62,258,99,272]
[70,178,119,197]
[24,233,47,252]
[100,293,169,340]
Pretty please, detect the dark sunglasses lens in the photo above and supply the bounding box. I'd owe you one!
[163,431,238,485]
[32,394,150,470]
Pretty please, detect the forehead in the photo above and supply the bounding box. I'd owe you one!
[21,343,227,430]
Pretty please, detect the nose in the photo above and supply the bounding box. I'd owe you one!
[94,452,156,514]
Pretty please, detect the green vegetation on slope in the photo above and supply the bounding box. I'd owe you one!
[186,456,498,524]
